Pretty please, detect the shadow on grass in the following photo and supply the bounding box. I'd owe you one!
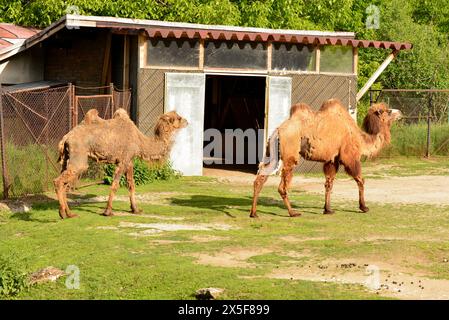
[170,194,325,218]
[8,193,104,223]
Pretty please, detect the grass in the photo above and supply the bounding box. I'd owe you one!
[383,122,449,157]
[0,168,449,299]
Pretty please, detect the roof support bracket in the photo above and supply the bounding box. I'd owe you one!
[356,50,400,102]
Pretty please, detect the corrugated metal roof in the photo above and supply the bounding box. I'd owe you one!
[0,23,40,50]
[145,27,412,50]
[0,14,412,62]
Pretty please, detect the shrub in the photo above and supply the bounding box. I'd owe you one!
[0,254,29,298]
[104,159,180,186]
[1,142,54,197]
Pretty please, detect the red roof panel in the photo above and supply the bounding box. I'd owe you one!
[144,27,412,50]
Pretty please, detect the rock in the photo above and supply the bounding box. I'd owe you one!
[195,288,225,300]
[29,266,66,284]
[0,202,11,213]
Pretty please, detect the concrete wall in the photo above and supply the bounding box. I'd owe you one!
[0,45,44,84]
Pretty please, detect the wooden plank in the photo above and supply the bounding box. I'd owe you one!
[101,32,112,87]
[353,47,358,74]
[356,50,399,101]
[315,47,321,73]
[123,35,130,89]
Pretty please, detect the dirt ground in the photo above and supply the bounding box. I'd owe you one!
[204,168,449,205]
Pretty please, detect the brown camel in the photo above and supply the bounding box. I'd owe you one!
[54,108,187,219]
[250,99,402,218]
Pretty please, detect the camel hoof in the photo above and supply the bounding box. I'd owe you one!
[102,210,114,217]
[66,213,79,218]
[289,211,302,217]
[360,206,369,213]
[323,209,335,215]
[249,213,259,218]
[131,208,142,214]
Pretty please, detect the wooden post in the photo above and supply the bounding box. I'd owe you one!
[315,46,321,73]
[110,83,115,116]
[0,84,10,199]
[357,50,399,101]
[426,92,432,158]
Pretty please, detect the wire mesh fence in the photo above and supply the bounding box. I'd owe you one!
[371,89,449,157]
[0,83,132,198]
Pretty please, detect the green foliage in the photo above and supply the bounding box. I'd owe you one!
[104,159,180,187]
[2,143,55,197]
[0,0,448,91]
[0,254,29,298]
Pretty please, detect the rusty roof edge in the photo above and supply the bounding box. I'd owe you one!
[0,15,67,61]
[68,14,356,38]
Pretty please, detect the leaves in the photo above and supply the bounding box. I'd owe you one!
[0,0,448,91]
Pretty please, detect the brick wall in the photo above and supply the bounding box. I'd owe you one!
[44,29,108,87]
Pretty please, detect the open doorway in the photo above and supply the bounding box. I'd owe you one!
[203,75,266,173]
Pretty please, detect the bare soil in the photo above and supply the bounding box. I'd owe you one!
[204,169,449,205]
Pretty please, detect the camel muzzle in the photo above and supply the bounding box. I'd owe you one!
[389,109,403,121]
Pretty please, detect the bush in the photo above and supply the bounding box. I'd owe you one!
[104,159,181,186]
[0,254,29,298]
[1,142,55,197]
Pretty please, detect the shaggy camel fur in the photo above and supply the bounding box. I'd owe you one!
[250,99,402,218]
[54,108,187,219]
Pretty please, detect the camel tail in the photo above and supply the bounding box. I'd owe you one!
[257,129,281,176]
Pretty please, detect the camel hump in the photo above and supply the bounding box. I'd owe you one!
[83,109,105,125]
[113,108,130,120]
[290,103,313,118]
[319,99,345,112]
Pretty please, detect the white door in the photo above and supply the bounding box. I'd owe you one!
[266,76,292,140]
[165,73,205,176]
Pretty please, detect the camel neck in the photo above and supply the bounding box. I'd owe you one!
[361,127,390,158]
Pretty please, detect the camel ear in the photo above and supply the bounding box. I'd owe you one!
[375,109,384,116]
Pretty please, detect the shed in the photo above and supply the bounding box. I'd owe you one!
[0,14,412,175]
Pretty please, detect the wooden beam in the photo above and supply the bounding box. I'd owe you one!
[352,47,358,74]
[101,32,112,87]
[356,50,399,101]
[123,35,130,89]
[315,46,321,73]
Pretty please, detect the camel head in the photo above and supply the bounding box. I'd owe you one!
[154,111,188,140]
[362,103,402,145]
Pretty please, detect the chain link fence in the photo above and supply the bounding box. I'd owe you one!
[370,89,449,157]
[0,83,132,198]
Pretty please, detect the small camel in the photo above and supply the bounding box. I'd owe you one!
[250,99,402,218]
[54,108,187,219]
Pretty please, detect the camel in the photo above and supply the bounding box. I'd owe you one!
[250,99,402,218]
[54,108,188,219]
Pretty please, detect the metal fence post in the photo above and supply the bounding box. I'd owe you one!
[426,92,432,158]
[0,84,10,199]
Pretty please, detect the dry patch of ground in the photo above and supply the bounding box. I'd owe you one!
[267,258,449,300]
[188,247,273,268]
[207,172,449,205]
[95,221,235,237]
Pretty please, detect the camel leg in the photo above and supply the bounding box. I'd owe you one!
[54,169,80,219]
[103,164,125,216]
[249,174,269,218]
[126,164,141,214]
[343,159,369,213]
[354,175,369,213]
[278,160,300,217]
[323,161,339,214]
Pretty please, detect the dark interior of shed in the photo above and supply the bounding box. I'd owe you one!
[203,75,266,172]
